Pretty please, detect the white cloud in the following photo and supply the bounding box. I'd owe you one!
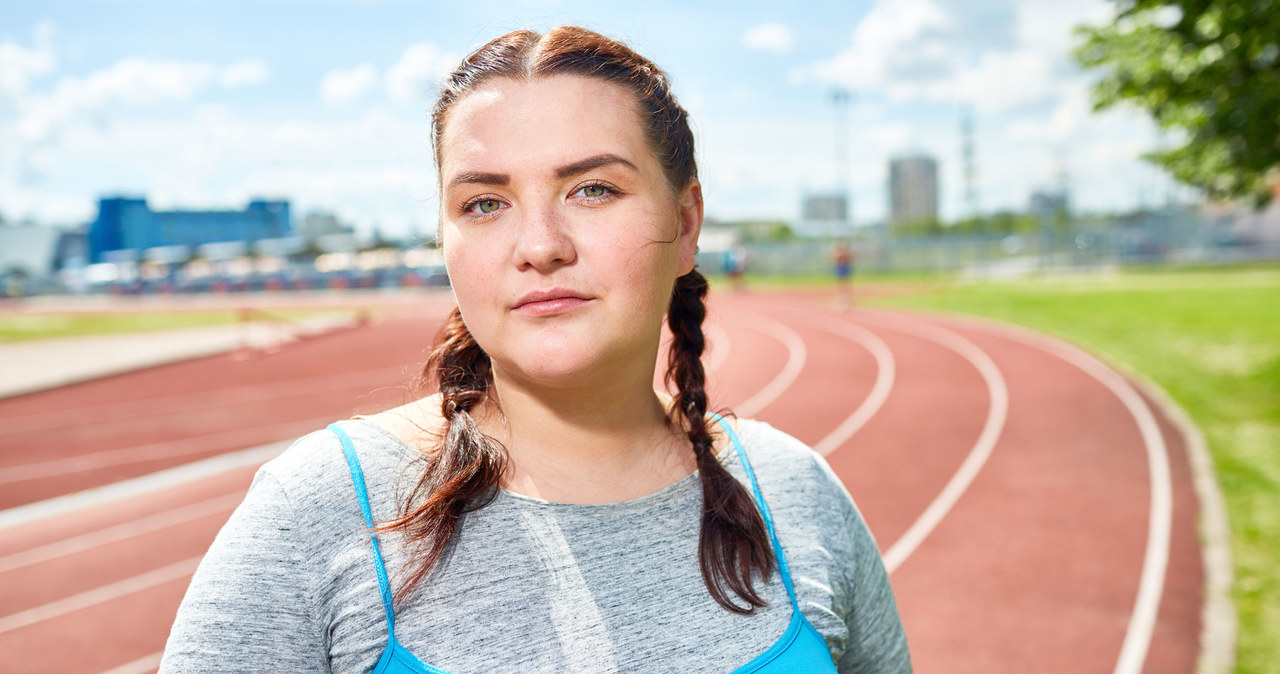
[2,98,439,234]
[14,59,219,146]
[901,47,1058,113]
[385,43,457,103]
[4,46,280,189]
[799,0,953,91]
[742,23,793,54]
[0,26,56,104]
[320,63,378,104]
[798,0,1114,112]
[219,59,268,88]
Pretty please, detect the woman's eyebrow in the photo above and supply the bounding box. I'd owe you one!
[447,154,637,190]
[447,171,508,190]
[554,153,638,179]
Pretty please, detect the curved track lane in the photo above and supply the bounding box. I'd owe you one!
[0,293,1205,673]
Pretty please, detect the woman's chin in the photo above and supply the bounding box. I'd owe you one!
[492,347,627,390]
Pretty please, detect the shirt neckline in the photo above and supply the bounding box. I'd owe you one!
[345,417,746,511]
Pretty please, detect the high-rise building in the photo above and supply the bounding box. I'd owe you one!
[88,197,293,262]
[799,193,849,237]
[888,155,939,227]
[1029,190,1069,219]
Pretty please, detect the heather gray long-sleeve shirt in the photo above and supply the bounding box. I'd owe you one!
[161,418,911,673]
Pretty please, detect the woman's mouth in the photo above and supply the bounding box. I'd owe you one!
[512,289,592,317]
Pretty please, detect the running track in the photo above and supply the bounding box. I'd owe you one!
[0,291,1208,673]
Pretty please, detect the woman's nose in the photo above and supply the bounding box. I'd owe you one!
[511,205,576,271]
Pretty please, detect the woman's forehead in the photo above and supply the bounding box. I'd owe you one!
[439,75,653,176]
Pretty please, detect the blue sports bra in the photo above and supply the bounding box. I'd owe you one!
[330,416,837,673]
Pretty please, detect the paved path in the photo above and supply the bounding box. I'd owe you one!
[0,291,1213,673]
[0,317,355,400]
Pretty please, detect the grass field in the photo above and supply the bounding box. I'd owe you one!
[0,307,372,342]
[857,266,1279,674]
[0,310,254,342]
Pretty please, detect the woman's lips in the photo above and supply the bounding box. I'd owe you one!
[514,296,590,317]
[512,289,592,317]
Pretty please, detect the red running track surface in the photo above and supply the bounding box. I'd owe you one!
[0,292,1203,673]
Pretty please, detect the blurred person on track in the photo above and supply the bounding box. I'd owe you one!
[833,242,854,310]
[161,26,910,674]
[725,244,748,292]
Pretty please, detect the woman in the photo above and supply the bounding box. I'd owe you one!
[161,26,910,673]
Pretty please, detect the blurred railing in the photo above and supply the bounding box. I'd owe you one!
[696,210,1280,278]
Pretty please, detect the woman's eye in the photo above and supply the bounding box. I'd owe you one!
[469,199,502,214]
[574,183,616,200]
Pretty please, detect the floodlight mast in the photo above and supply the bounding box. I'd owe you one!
[831,88,852,240]
[962,106,978,220]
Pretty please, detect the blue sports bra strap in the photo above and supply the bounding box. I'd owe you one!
[329,423,398,639]
[708,414,800,607]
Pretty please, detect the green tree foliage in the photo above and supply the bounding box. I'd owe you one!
[893,212,1039,238]
[1075,0,1280,206]
[951,212,1043,236]
[892,217,944,238]
[719,219,797,243]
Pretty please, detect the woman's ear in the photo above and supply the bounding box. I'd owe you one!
[676,180,704,275]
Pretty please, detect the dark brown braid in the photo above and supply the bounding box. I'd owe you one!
[666,268,775,613]
[378,307,508,605]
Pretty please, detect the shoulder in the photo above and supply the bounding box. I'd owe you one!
[717,416,872,543]
[257,418,422,512]
[721,418,849,504]
[718,416,883,562]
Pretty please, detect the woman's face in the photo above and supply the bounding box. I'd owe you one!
[439,75,702,389]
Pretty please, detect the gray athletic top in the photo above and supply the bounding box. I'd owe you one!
[161,418,911,673]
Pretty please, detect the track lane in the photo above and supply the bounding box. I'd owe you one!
[0,297,1204,673]
[2,296,806,672]
[0,311,448,509]
[741,299,994,549]
[1132,384,1202,674]
[882,318,1152,673]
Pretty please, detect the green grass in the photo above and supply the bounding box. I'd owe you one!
[856,267,1279,673]
[0,308,360,342]
[0,311,249,342]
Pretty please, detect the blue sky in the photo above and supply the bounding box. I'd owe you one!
[1,0,1183,237]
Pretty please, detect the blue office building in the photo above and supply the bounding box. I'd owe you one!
[88,197,293,262]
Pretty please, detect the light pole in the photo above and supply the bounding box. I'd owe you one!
[830,88,852,241]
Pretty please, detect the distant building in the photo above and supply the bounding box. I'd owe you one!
[88,197,293,263]
[799,193,849,237]
[1029,190,1069,219]
[0,224,62,279]
[888,155,939,227]
[300,210,355,241]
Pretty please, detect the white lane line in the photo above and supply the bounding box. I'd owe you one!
[0,439,286,531]
[0,416,330,483]
[0,365,407,436]
[851,312,1009,574]
[933,313,1172,674]
[733,315,806,418]
[704,321,732,374]
[798,318,896,457]
[0,492,242,573]
[101,651,163,674]
[1129,372,1235,674]
[0,555,201,635]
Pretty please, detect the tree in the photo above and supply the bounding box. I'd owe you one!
[1075,0,1280,206]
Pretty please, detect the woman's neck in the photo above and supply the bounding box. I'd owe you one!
[477,369,696,504]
